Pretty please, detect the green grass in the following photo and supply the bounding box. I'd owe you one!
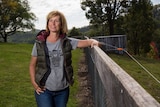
[0,43,83,107]
[67,49,83,107]
[108,53,160,103]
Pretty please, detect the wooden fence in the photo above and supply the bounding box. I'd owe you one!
[85,46,160,107]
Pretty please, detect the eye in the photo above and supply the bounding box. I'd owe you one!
[55,20,60,23]
[49,19,60,23]
[49,19,54,23]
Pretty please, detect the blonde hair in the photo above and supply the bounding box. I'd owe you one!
[46,10,68,34]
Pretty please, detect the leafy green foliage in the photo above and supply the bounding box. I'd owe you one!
[68,27,82,37]
[152,4,160,48]
[0,0,36,42]
[81,0,129,35]
[152,4,160,21]
[124,0,156,55]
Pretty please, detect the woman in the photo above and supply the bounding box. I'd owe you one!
[29,10,99,107]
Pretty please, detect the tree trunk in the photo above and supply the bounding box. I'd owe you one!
[4,37,7,42]
[109,20,114,35]
[3,34,8,42]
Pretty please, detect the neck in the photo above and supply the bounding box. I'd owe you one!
[50,31,60,36]
[47,32,60,43]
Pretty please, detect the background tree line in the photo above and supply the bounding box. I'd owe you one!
[78,0,160,56]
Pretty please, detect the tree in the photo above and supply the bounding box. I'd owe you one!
[68,27,81,37]
[152,4,160,21]
[152,4,160,30]
[81,0,128,35]
[152,4,160,58]
[0,0,36,42]
[124,0,155,55]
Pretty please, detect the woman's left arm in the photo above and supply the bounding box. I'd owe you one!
[77,39,99,48]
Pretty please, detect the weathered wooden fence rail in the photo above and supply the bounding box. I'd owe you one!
[84,46,160,107]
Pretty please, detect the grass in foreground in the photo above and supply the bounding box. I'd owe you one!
[108,53,160,103]
[0,43,82,107]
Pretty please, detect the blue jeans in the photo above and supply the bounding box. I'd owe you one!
[35,87,69,107]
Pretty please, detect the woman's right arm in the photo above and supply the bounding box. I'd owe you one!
[29,56,45,95]
[29,56,38,90]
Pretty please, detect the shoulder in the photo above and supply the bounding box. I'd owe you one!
[68,37,79,42]
[36,30,49,42]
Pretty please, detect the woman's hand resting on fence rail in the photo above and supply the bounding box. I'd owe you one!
[90,39,99,48]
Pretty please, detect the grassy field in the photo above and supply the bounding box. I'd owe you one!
[0,43,82,107]
[108,53,160,103]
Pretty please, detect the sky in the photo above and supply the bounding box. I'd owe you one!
[28,0,160,30]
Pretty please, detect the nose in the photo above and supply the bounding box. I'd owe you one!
[51,20,56,25]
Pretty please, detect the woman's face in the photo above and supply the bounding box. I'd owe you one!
[48,15,61,33]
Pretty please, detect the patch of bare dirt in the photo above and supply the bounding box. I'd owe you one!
[76,54,94,107]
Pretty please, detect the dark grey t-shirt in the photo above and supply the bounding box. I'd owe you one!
[31,38,79,91]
